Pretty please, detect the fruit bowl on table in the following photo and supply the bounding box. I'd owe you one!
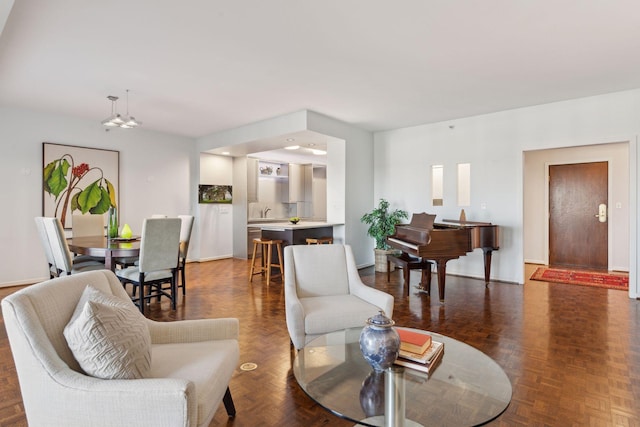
[289,217,300,224]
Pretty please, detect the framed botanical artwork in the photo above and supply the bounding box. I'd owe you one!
[198,185,232,203]
[42,143,119,228]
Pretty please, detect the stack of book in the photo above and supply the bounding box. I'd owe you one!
[394,328,444,374]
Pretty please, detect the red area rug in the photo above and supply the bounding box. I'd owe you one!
[530,267,628,290]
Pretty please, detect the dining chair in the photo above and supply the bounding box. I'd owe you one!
[177,214,194,295]
[116,217,181,313]
[42,217,106,275]
[34,217,58,278]
[116,213,166,270]
[72,214,104,237]
[71,214,106,263]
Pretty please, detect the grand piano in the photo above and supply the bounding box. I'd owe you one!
[386,213,499,301]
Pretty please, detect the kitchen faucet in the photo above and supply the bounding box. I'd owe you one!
[262,206,271,218]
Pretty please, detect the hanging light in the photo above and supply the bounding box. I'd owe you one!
[121,89,141,128]
[102,90,141,128]
[101,96,123,127]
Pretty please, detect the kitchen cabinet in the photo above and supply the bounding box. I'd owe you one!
[247,226,261,259]
[247,158,259,203]
[284,163,312,203]
[286,163,303,202]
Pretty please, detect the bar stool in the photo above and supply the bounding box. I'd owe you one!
[306,237,333,245]
[249,238,284,286]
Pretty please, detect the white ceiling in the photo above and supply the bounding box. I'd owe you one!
[2,1,640,141]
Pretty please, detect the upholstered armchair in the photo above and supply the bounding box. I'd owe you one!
[2,270,239,427]
[284,244,394,349]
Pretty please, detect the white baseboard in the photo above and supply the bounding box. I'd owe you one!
[0,276,47,288]
[196,254,234,262]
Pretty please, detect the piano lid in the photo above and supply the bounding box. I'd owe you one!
[389,213,436,247]
[406,212,436,230]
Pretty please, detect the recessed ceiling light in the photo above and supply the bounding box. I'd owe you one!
[286,138,295,142]
[221,151,230,155]
[285,145,300,150]
[311,149,326,155]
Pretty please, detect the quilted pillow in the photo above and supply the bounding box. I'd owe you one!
[63,285,151,379]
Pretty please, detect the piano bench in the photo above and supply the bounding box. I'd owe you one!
[386,254,433,296]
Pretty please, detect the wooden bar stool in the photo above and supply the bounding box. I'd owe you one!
[306,237,333,245]
[249,238,284,286]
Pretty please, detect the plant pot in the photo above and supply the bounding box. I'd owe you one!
[374,249,395,273]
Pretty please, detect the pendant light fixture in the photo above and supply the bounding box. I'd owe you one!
[101,95,124,127]
[102,89,142,128]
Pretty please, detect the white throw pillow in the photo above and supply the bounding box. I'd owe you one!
[63,285,151,379]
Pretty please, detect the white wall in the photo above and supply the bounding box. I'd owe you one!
[0,106,195,287]
[200,152,233,185]
[374,89,640,292]
[524,143,629,270]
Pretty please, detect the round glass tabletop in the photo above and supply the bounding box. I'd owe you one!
[293,327,512,427]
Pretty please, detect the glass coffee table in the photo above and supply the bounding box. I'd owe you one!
[293,327,511,426]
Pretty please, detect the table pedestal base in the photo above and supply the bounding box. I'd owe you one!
[356,417,423,427]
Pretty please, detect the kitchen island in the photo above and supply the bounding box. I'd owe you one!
[249,221,340,246]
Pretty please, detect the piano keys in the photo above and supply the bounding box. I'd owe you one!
[386,213,499,302]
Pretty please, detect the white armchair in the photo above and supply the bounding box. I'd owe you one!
[1,270,239,427]
[284,244,394,349]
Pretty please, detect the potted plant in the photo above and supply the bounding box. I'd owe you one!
[361,198,408,272]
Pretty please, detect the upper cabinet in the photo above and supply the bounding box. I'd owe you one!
[286,164,312,203]
[287,163,302,202]
[247,158,259,203]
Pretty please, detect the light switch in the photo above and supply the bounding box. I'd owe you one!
[616,202,622,209]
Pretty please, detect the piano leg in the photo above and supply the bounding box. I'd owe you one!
[435,260,448,303]
[482,249,494,286]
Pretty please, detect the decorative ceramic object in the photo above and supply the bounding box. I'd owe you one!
[359,369,385,417]
[120,223,132,239]
[359,310,400,372]
[289,216,300,224]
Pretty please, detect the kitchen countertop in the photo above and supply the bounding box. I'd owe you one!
[248,221,342,230]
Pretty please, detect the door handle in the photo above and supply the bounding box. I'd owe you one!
[594,203,607,222]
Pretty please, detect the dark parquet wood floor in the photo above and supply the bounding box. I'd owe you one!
[1,260,639,426]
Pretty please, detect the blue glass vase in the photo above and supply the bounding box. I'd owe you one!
[359,311,400,372]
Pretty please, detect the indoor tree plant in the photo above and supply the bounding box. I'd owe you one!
[361,198,408,272]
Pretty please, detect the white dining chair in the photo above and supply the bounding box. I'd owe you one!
[42,217,106,275]
[116,218,181,313]
[71,214,107,263]
[177,214,194,295]
[34,217,58,278]
[72,214,105,237]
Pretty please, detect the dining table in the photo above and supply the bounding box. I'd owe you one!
[67,235,140,271]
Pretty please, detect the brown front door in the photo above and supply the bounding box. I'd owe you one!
[549,161,608,270]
